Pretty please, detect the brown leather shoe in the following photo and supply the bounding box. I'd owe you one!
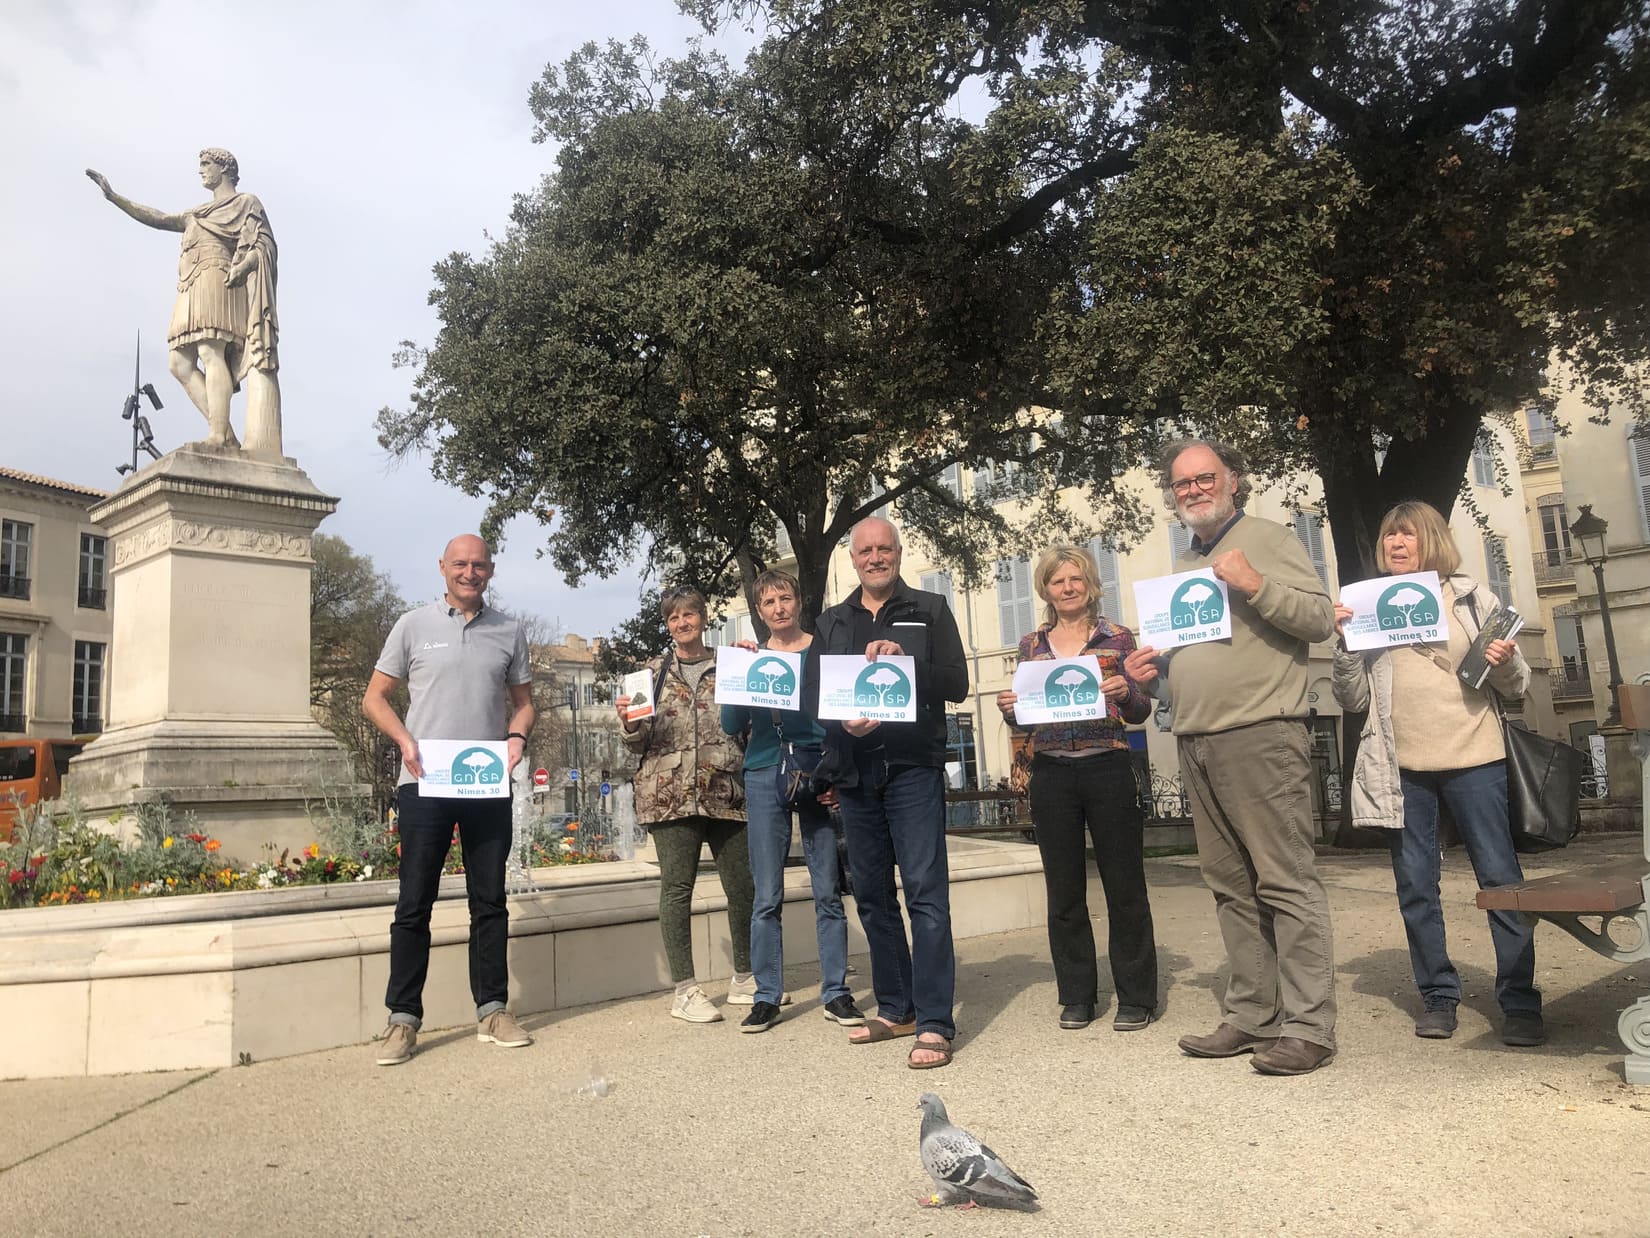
[1251,1036,1335,1076]
[1177,1022,1276,1058]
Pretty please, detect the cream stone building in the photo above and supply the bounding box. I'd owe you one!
[0,467,114,739]
[531,632,633,815]
[716,426,1543,832]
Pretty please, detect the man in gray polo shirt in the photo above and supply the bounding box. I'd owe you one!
[362,533,536,1065]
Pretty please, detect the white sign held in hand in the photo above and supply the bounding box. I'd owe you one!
[1010,656,1108,725]
[713,646,804,710]
[417,740,511,799]
[1338,571,1449,651]
[1132,569,1232,647]
[817,654,918,722]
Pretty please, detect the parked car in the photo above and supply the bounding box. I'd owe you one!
[0,738,84,840]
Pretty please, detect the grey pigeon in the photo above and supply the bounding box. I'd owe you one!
[916,1092,1039,1211]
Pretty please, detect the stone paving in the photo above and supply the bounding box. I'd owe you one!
[1,835,1646,1237]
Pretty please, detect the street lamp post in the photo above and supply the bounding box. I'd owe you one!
[1569,504,1624,728]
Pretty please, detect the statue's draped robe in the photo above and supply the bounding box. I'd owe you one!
[168,192,278,387]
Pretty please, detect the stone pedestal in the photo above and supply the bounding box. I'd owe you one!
[64,445,364,863]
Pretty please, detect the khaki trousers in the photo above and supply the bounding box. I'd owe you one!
[1178,719,1336,1048]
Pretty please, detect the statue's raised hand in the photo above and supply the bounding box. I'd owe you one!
[85,168,114,199]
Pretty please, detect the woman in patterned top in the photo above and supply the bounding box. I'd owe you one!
[997,545,1158,1032]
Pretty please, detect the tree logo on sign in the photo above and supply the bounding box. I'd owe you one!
[745,657,797,696]
[1170,577,1225,629]
[451,747,505,785]
[1376,581,1441,630]
[1044,666,1101,707]
[854,662,912,709]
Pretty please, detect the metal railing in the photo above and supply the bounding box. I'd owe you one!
[0,712,23,733]
[78,586,107,609]
[1550,673,1595,703]
[71,715,102,734]
[0,574,30,601]
[1531,554,1576,586]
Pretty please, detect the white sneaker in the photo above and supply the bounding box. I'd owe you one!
[726,972,792,1006]
[671,984,723,1023]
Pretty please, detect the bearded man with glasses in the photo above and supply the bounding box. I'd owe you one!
[1123,439,1339,1076]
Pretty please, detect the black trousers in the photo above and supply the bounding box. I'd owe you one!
[1027,750,1158,1009]
[386,784,513,1023]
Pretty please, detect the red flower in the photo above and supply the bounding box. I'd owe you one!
[187,833,206,843]
[7,871,22,885]
[324,860,336,874]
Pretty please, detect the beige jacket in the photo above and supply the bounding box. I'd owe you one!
[1331,574,1530,830]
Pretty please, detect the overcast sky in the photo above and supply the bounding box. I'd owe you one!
[0,0,734,639]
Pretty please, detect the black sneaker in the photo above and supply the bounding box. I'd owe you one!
[1502,1012,1546,1047]
[740,1001,782,1033]
[1415,1006,1458,1039]
[1113,1004,1156,1031]
[822,995,867,1026]
[1059,1002,1096,1030]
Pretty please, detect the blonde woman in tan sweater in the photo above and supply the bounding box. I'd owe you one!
[1331,501,1541,1047]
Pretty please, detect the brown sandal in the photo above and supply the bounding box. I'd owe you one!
[908,1034,953,1070]
[848,1017,917,1044]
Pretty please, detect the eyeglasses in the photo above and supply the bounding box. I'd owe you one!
[1170,472,1220,497]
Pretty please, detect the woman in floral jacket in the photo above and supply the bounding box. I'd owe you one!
[996,546,1158,1033]
[616,586,754,1025]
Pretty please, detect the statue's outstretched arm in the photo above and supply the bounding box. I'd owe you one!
[85,169,186,232]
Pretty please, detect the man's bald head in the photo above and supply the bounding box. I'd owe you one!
[439,534,495,615]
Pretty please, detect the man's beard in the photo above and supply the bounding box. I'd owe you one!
[1181,494,1235,538]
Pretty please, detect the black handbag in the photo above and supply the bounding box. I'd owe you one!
[776,738,826,813]
[1465,595,1583,851]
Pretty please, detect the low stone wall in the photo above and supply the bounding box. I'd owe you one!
[0,837,1045,1079]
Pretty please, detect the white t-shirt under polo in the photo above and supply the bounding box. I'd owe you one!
[376,600,533,785]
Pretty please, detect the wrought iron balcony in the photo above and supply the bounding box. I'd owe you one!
[0,574,29,601]
[1550,672,1594,703]
[78,586,107,609]
[1531,554,1577,587]
[72,715,102,734]
[0,712,23,733]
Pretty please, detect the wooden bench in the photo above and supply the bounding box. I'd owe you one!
[1476,684,1650,1083]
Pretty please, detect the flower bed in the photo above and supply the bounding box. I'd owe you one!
[1,795,621,909]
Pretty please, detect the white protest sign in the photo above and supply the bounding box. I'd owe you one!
[417,740,511,799]
[713,645,804,710]
[1339,571,1449,651]
[817,654,918,723]
[1132,569,1232,647]
[620,669,656,722]
[1011,656,1107,725]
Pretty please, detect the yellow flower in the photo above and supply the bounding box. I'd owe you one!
[304,843,320,859]
[162,836,174,849]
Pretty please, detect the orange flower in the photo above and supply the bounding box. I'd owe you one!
[204,839,222,852]
[565,821,580,833]
[304,843,320,859]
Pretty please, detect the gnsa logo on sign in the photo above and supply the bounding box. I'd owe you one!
[1375,581,1442,631]
[450,746,505,786]
[744,657,798,697]
[854,662,912,710]
[1169,576,1226,630]
[1043,665,1101,708]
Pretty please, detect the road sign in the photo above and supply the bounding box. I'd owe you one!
[568,768,580,782]
[599,781,611,797]
[532,767,550,788]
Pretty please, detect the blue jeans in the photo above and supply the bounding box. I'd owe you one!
[745,764,850,1005]
[1394,762,1540,1017]
[835,756,955,1039]
[386,784,513,1026]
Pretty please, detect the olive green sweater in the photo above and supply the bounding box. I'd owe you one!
[1155,513,1336,735]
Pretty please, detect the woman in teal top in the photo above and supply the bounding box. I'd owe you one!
[721,569,864,1033]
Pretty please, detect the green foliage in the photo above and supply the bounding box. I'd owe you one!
[382,1,1650,601]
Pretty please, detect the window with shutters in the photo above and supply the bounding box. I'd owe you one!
[1537,498,1571,567]
[1525,406,1557,460]
[920,570,954,611]
[1553,609,1590,687]
[78,533,108,609]
[1482,535,1513,608]
[1087,538,1121,618]
[1167,522,1191,567]
[72,640,105,734]
[0,632,25,732]
[977,460,1021,500]
[995,558,1035,646]
[1291,510,1329,586]
[936,463,961,499]
[1470,437,1496,487]
[0,521,30,601]
[1633,428,1650,541]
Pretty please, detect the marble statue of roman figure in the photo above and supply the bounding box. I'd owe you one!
[86,149,283,458]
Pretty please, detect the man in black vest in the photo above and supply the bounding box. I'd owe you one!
[811,517,968,1068]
